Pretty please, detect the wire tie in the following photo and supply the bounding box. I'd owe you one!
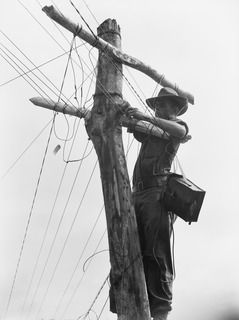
[159,74,165,85]
[74,24,82,37]
[91,35,99,48]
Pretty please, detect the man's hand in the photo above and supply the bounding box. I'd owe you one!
[117,100,149,121]
[125,106,149,122]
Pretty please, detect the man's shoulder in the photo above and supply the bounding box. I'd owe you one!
[174,117,187,124]
[174,118,189,137]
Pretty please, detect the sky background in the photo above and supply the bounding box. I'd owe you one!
[0,0,239,320]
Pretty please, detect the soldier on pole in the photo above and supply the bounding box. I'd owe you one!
[113,87,189,320]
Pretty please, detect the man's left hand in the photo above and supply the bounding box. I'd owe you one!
[125,107,148,121]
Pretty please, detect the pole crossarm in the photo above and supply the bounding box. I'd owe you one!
[42,5,194,105]
[29,96,169,140]
[29,97,87,118]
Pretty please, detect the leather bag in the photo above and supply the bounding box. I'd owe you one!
[163,173,206,223]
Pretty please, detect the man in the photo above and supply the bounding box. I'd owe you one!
[124,87,189,320]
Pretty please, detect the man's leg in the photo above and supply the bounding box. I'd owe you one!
[134,189,174,318]
[153,311,169,320]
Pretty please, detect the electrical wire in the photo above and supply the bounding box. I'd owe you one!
[82,249,109,273]
[24,140,91,319]
[0,45,82,89]
[17,0,67,52]
[3,114,56,319]
[80,0,100,26]
[50,4,182,319]
[35,159,98,319]
[18,0,98,98]
[0,30,77,109]
[69,1,150,108]
[51,205,105,318]
[58,229,107,320]
[0,47,54,103]
[9,2,168,318]
[56,120,138,319]
[68,0,160,142]
[55,117,138,320]
[0,41,57,103]
[37,0,162,136]
[20,116,84,315]
[33,1,145,125]
[20,42,93,311]
[3,26,90,318]
[61,37,86,162]
[0,118,53,181]
[9,28,97,318]
[76,274,109,320]
[38,8,156,320]
[0,30,95,318]
[52,35,77,142]
[1,33,83,315]
[98,296,109,319]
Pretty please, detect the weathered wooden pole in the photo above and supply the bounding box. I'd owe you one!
[42,5,194,105]
[84,19,150,319]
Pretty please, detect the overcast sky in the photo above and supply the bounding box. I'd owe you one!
[0,1,239,320]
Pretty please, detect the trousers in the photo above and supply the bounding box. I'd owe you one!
[133,187,176,317]
[109,187,176,318]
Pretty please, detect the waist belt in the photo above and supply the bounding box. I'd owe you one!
[133,176,168,192]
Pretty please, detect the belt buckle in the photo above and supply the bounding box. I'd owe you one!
[138,181,144,191]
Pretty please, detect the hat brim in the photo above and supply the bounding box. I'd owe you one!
[146,95,188,116]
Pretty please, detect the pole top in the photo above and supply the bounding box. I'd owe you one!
[97,18,121,38]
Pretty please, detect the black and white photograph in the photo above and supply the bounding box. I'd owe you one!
[0,1,238,319]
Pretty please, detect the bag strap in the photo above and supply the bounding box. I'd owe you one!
[174,155,186,180]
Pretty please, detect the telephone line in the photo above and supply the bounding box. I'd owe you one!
[69,0,159,129]
[60,134,139,319]
[0,45,56,104]
[53,36,80,143]
[35,159,98,318]
[0,118,53,181]
[24,141,91,319]
[0,30,77,109]
[11,2,144,318]
[20,117,83,315]
[76,274,109,320]
[0,40,76,110]
[59,229,107,320]
[98,296,109,319]
[21,0,137,118]
[22,62,94,317]
[55,118,136,320]
[19,0,117,113]
[17,0,67,52]
[4,34,82,317]
[3,114,56,319]
[20,0,98,93]
[0,44,85,89]
[52,206,105,318]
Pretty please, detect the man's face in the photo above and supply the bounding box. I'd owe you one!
[155,99,178,119]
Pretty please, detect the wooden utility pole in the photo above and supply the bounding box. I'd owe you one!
[30,6,194,319]
[84,19,150,319]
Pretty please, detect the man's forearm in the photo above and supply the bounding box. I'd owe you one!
[143,114,186,138]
